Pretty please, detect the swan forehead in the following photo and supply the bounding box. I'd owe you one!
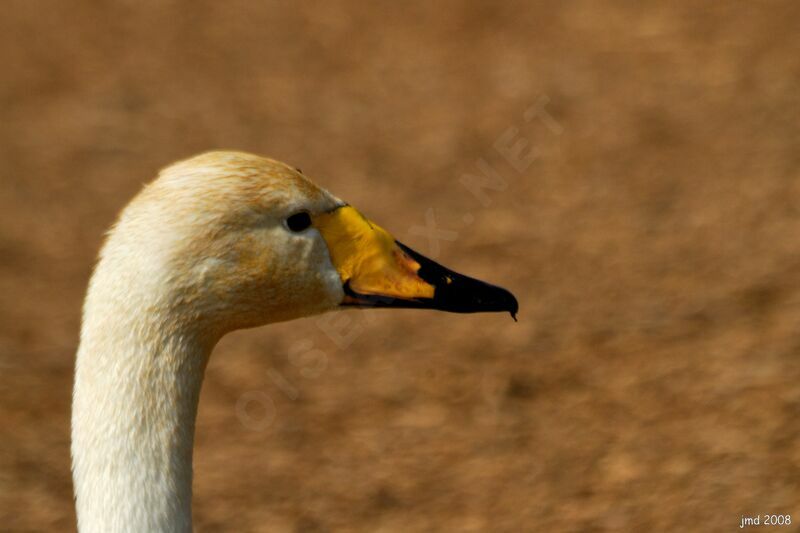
[151,151,340,220]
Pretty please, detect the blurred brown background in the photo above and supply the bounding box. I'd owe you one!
[2,1,800,531]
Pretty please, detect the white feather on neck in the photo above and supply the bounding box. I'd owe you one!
[72,222,219,533]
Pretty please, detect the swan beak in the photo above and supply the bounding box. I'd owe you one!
[314,206,518,319]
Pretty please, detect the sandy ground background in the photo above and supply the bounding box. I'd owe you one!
[2,1,800,531]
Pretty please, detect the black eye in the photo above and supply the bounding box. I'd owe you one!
[285,211,312,232]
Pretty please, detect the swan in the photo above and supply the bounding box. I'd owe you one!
[72,150,518,532]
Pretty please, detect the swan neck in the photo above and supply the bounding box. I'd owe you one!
[72,302,214,533]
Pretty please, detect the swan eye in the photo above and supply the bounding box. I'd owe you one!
[285,212,312,232]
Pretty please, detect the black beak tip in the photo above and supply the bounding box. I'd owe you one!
[435,277,519,319]
[499,286,519,321]
[395,240,519,320]
[508,293,519,322]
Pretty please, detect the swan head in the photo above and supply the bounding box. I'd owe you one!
[104,151,517,335]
